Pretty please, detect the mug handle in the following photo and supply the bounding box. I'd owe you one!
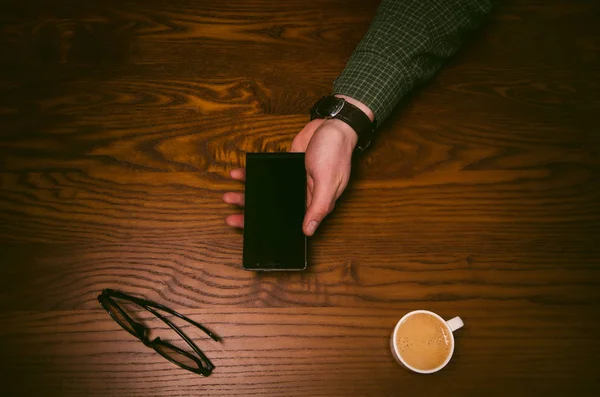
[446,316,464,332]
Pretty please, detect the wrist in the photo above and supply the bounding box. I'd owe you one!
[322,118,359,150]
[310,94,375,153]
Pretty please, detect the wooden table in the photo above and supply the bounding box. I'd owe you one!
[1,1,599,396]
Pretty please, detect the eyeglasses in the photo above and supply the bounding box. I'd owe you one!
[98,288,219,376]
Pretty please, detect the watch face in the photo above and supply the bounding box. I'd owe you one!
[314,96,344,118]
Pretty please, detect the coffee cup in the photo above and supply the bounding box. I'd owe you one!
[390,310,464,374]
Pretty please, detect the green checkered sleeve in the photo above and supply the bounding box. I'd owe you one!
[333,0,493,125]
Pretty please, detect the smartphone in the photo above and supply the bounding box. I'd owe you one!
[242,152,307,271]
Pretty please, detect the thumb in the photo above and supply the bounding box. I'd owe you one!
[303,176,336,236]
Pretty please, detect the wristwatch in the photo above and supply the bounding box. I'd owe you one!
[310,95,377,153]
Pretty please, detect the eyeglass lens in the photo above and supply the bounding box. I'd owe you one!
[154,342,204,370]
[102,297,138,337]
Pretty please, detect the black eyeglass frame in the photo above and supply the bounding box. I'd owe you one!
[98,288,219,376]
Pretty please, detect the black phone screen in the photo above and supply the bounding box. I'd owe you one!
[243,152,307,271]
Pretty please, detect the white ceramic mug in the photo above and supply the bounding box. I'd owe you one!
[390,310,464,374]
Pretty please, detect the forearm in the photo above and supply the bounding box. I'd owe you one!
[333,0,493,124]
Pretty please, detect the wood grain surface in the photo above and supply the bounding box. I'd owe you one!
[1,0,599,396]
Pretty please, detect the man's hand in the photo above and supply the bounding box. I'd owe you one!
[290,118,357,235]
[223,95,374,236]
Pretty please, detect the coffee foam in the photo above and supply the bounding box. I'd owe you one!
[395,313,452,371]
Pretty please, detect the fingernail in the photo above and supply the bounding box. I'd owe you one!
[307,221,319,235]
